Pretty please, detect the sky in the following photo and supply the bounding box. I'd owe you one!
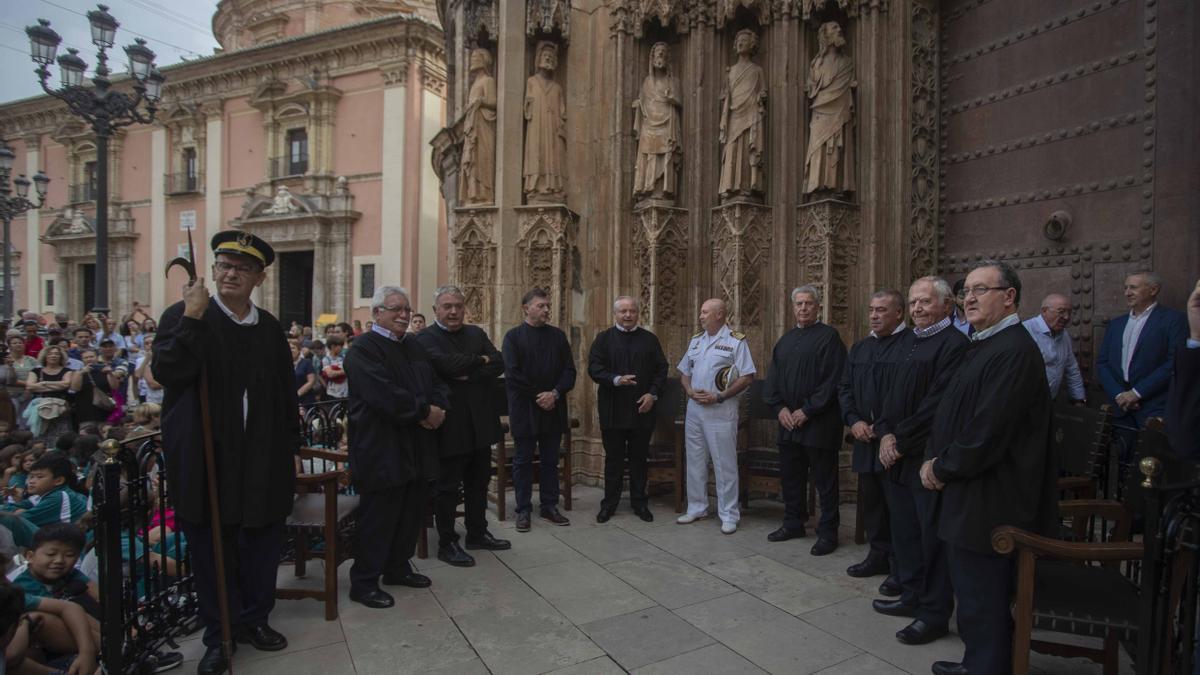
[0,0,221,105]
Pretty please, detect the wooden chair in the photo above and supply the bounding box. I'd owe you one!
[1051,403,1114,501]
[491,381,576,521]
[993,420,1199,674]
[647,377,685,514]
[275,447,359,621]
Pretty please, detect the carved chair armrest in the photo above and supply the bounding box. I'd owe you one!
[1057,499,1132,540]
[295,470,342,489]
[299,446,349,463]
[992,525,1143,562]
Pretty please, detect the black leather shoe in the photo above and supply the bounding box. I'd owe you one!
[596,506,616,523]
[381,570,432,588]
[540,507,570,526]
[516,511,531,532]
[810,538,837,556]
[931,661,969,675]
[896,619,948,645]
[846,555,890,578]
[349,587,395,609]
[872,598,918,617]
[235,623,288,651]
[767,526,806,542]
[437,542,476,567]
[878,575,902,597]
[149,649,184,673]
[197,645,231,675]
[465,531,512,550]
[633,507,654,522]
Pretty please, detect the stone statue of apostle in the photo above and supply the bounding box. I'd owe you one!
[523,41,568,204]
[804,21,856,196]
[460,47,497,205]
[632,42,682,203]
[719,29,767,202]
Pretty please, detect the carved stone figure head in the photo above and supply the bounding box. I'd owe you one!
[649,42,669,72]
[818,21,845,53]
[535,41,559,74]
[469,47,493,75]
[734,29,758,56]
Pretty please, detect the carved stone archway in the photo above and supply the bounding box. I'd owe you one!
[41,207,139,318]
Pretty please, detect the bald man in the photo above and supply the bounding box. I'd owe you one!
[676,299,755,534]
[1022,293,1086,403]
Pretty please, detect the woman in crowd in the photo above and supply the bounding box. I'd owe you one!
[23,345,74,444]
[133,334,163,405]
[121,318,144,356]
[2,336,39,424]
[73,348,119,428]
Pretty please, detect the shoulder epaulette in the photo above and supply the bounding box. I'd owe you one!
[691,330,704,339]
[730,330,747,340]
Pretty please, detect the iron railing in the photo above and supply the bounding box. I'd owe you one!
[269,154,308,179]
[164,171,203,195]
[68,183,95,204]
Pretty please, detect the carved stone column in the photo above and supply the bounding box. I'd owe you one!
[450,206,499,327]
[632,202,690,365]
[515,204,578,327]
[796,197,861,341]
[710,200,771,358]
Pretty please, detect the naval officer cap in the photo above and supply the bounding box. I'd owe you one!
[211,230,276,268]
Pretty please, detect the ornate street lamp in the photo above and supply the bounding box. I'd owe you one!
[25,4,164,316]
[0,145,50,322]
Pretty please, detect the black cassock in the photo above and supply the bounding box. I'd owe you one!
[1167,346,1200,459]
[502,322,576,438]
[344,330,449,590]
[927,321,1054,673]
[587,326,669,511]
[153,299,299,647]
[414,323,504,544]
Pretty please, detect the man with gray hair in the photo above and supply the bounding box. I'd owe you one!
[1022,293,1085,403]
[587,296,669,523]
[415,285,511,566]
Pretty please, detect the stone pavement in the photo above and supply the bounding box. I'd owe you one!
[172,486,1117,674]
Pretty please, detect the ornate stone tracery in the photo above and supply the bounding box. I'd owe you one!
[527,0,570,42]
[516,205,578,326]
[631,204,688,327]
[796,198,860,331]
[450,206,498,326]
[909,2,938,280]
[711,201,771,328]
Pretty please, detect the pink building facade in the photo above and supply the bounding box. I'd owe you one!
[0,1,448,327]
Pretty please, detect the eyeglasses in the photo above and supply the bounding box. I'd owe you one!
[963,286,1010,298]
[213,261,260,276]
[378,305,411,314]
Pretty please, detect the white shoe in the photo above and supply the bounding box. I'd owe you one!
[721,521,738,535]
[676,512,707,524]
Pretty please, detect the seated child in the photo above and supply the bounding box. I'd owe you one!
[0,454,87,549]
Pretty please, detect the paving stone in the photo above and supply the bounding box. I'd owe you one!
[813,653,907,674]
[800,597,963,674]
[493,527,586,570]
[234,643,354,675]
[605,551,738,610]
[554,523,663,564]
[450,595,605,675]
[579,606,714,670]
[515,558,657,624]
[675,592,860,674]
[545,655,628,674]
[704,554,857,617]
[631,643,768,675]
[629,522,756,567]
[339,587,477,674]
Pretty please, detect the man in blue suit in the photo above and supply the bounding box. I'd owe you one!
[1096,271,1187,453]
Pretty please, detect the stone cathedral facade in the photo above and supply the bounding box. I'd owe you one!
[433,0,1196,485]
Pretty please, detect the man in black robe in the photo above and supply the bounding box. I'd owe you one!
[502,288,576,532]
[415,285,511,566]
[837,289,906,587]
[587,296,669,523]
[1167,279,1200,459]
[344,286,449,609]
[922,261,1054,675]
[154,231,298,675]
[872,276,968,646]
[762,285,847,555]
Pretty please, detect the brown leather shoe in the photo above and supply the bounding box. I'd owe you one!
[539,507,570,526]
[516,511,531,532]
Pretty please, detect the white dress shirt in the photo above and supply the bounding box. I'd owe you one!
[1023,315,1085,401]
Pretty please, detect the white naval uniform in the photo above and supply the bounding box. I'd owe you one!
[677,324,756,524]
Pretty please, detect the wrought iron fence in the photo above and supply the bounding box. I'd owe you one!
[269,154,308,179]
[164,171,203,195]
[300,398,349,473]
[67,183,95,204]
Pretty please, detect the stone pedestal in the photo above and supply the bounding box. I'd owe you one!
[515,204,578,327]
[632,201,690,364]
[450,206,499,327]
[796,197,861,341]
[710,199,772,337]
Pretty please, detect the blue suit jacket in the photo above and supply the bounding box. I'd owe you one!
[1096,306,1187,421]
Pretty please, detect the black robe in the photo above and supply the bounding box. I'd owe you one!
[875,325,969,485]
[838,329,908,473]
[501,322,576,438]
[762,322,847,449]
[1167,346,1200,459]
[344,331,449,492]
[414,323,505,456]
[153,300,299,527]
[928,322,1055,554]
[587,326,669,430]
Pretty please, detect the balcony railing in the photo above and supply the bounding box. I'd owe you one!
[269,154,308,179]
[68,183,95,204]
[164,171,204,195]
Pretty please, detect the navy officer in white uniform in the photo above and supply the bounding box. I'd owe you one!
[676,298,756,534]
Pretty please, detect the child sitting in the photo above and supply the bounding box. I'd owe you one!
[0,454,87,548]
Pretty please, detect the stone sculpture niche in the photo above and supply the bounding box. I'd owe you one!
[460,47,497,205]
[632,42,682,204]
[523,41,568,204]
[803,21,856,197]
[719,29,767,203]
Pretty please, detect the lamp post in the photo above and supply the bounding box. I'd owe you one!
[26,4,163,316]
[0,146,49,322]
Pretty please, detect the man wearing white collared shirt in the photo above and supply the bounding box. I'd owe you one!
[1022,294,1085,403]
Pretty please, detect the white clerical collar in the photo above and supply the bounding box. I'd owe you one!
[371,323,402,342]
[1130,302,1157,320]
[871,322,907,339]
[212,295,259,326]
[971,312,1020,341]
[795,321,820,330]
[614,323,639,333]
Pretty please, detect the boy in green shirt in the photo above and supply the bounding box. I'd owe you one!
[0,454,87,548]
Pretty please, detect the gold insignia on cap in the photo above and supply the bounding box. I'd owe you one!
[236,232,254,248]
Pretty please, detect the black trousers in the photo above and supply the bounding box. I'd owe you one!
[858,470,891,558]
[779,442,840,540]
[350,479,425,593]
[435,447,491,545]
[884,475,953,627]
[513,432,561,514]
[179,519,284,648]
[600,427,653,510]
[947,541,1014,674]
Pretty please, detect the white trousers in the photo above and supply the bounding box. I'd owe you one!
[684,407,740,524]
